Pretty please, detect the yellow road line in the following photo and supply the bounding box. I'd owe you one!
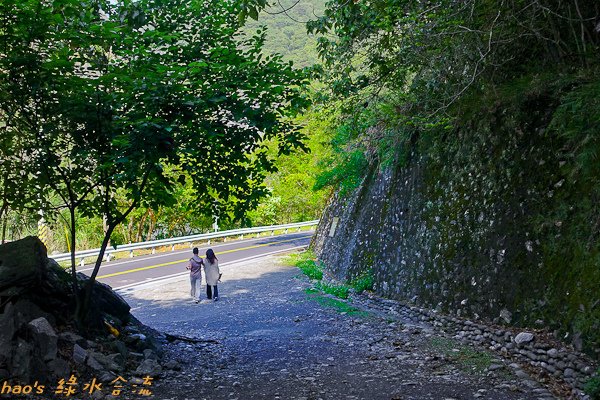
[97,237,304,279]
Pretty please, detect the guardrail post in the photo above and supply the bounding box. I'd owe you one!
[171,244,175,251]
[80,257,85,267]
[189,242,193,248]
[105,252,112,262]
[240,234,244,240]
[129,249,134,258]
[256,232,260,238]
[284,229,288,234]
[208,239,211,245]
[297,227,301,232]
[271,230,274,236]
[152,247,155,254]
[224,237,227,242]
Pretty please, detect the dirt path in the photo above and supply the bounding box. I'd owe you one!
[124,253,554,400]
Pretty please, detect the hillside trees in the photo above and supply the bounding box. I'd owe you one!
[0,122,32,244]
[310,0,599,100]
[0,0,308,331]
[305,0,600,188]
[242,0,326,68]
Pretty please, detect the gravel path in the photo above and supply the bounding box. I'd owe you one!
[124,252,554,400]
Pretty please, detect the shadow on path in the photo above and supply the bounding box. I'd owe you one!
[123,255,543,400]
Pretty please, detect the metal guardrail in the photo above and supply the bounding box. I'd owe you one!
[52,220,319,266]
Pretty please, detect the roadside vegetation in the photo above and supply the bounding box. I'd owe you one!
[287,251,372,317]
[287,250,374,300]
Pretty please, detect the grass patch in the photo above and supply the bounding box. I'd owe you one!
[288,251,352,299]
[297,260,323,280]
[283,250,315,266]
[304,288,370,318]
[427,337,493,374]
[349,269,374,293]
[316,281,350,299]
[286,250,324,280]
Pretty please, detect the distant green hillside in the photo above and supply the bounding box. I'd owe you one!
[243,0,325,68]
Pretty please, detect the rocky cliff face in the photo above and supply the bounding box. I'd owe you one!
[313,89,600,359]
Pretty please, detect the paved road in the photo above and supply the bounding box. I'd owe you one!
[76,231,312,289]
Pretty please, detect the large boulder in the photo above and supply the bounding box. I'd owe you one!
[42,259,75,306]
[75,272,131,332]
[13,299,55,328]
[0,303,16,367]
[28,317,58,362]
[0,236,46,295]
[91,280,131,326]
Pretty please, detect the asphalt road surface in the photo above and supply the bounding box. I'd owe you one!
[75,231,312,290]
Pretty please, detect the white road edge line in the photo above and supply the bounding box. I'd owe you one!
[77,232,312,272]
[114,245,307,294]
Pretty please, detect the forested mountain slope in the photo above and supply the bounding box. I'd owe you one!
[243,0,325,67]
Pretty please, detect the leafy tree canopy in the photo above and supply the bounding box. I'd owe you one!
[309,0,599,103]
[304,0,600,190]
[0,0,309,329]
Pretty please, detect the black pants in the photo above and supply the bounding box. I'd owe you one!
[206,285,218,299]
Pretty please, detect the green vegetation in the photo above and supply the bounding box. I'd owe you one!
[0,0,333,252]
[0,0,308,330]
[289,252,364,311]
[243,0,325,68]
[585,369,600,400]
[427,337,493,374]
[296,260,324,281]
[303,288,370,318]
[349,269,374,293]
[305,0,600,199]
[246,106,335,226]
[288,250,374,298]
[315,281,349,299]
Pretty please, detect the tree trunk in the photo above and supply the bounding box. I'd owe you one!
[135,208,149,242]
[76,222,115,333]
[69,207,78,294]
[103,214,110,249]
[146,209,156,240]
[126,216,134,243]
[1,217,7,244]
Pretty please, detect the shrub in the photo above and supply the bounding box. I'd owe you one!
[585,369,600,400]
[297,260,323,281]
[316,282,349,299]
[349,269,374,293]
